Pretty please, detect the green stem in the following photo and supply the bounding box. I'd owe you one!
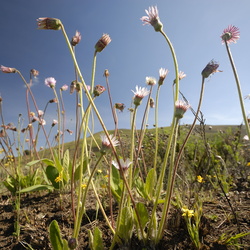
[129,106,137,190]
[156,120,179,241]
[156,77,206,242]
[160,30,179,102]
[153,85,161,170]
[52,88,61,159]
[224,42,250,139]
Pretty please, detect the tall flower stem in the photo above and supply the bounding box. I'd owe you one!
[153,85,161,170]
[160,30,179,102]
[52,88,62,159]
[73,154,115,238]
[147,29,180,239]
[136,85,153,177]
[156,118,179,242]
[59,89,66,154]
[16,70,54,161]
[129,106,138,191]
[60,24,114,150]
[224,42,250,139]
[157,77,206,242]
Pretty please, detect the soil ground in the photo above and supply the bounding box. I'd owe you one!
[0,188,249,250]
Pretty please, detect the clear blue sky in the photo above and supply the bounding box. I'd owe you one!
[1,0,250,145]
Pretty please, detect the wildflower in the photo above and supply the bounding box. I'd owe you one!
[141,6,163,32]
[100,134,119,154]
[31,116,39,123]
[146,76,157,86]
[173,71,186,84]
[39,119,46,126]
[30,69,39,77]
[55,172,63,183]
[51,119,58,127]
[243,135,249,141]
[112,158,132,172]
[66,129,73,135]
[95,33,111,52]
[175,100,190,119]
[81,184,87,189]
[38,110,44,117]
[115,103,125,112]
[1,65,17,73]
[178,71,186,80]
[104,69,110,77]
[71,30,81,46]
[0,148,4,154]
[201,60,221,78]
[150,97,155,108]
[49,98,58,103]
[60,84,68,91]
[247,162,250,167]
[132,85,150,106]
[158,68,169,86]
[93,85,106,97]
[197,175,204,183]
[221,25,240,44]
[45,77,56,88]
[37,17,61,30]
[182,207,194,218]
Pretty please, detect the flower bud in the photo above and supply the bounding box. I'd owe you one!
[95,34,111,52]
[175,100,190,119]
[115,103,125,112]
[68,238,77,249]
[1,65,17,73]
[93,85,106,97]
[37,17,62,30]
[71,30,81,46]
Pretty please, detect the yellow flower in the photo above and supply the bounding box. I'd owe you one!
[182,207,194,218]
[55,172,63,183]
[197,175,204,183]
[97,169,102,174]
[247,162,250,167]
[81,184,87,189]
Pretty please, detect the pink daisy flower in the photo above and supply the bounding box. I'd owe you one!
[221,25,240,44]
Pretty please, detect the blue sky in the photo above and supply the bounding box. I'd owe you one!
[1,0,250,146]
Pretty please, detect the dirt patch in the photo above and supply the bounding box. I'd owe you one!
[0,189,249,249]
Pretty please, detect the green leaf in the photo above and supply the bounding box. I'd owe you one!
[49,220,64,250]
[118,206,134,243]
[135,203,149,230]
[25,159,42,167]
[46,165,60,189]
[145,168,156,198]
[42,158,55,166]
[63,149,70,170]
[110,164,122,202]
[134,177,148,200]
[18,184,54,193]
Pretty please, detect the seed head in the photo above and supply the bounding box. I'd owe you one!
[201,60,221,78]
